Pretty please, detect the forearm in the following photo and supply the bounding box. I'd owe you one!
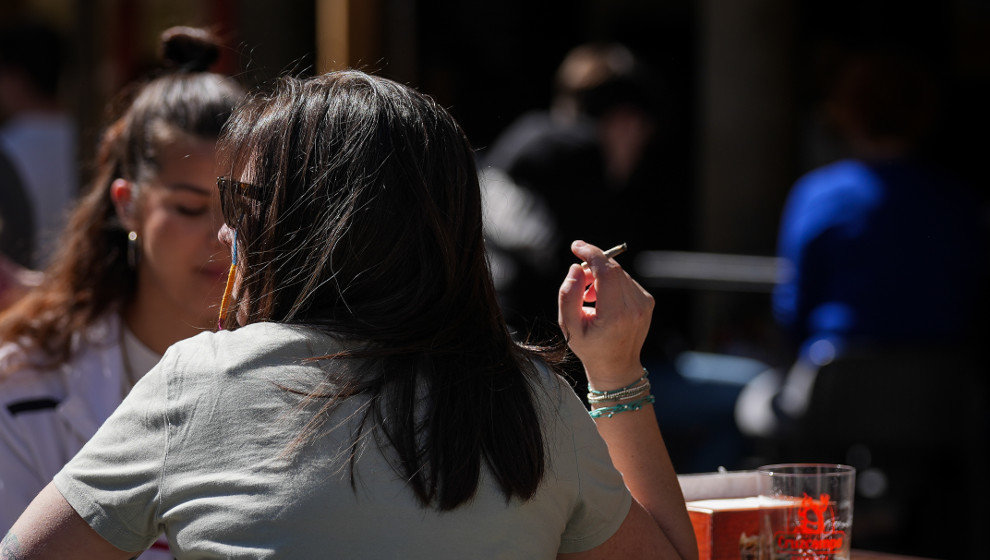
[590,376,698,560]
[558,241,698,559]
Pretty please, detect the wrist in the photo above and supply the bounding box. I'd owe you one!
[585,364,648,392]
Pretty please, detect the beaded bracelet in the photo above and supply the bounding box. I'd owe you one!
[587,379,651,403]
[587,368,649,398]
[589,395,656,419]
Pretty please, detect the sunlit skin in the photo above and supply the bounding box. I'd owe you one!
[112,134,229,354]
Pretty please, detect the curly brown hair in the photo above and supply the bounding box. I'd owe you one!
[0,27,242,374]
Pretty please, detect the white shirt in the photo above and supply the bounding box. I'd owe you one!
[0,314,171,559]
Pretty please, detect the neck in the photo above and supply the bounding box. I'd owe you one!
[122,288,209,355]
[849,135,913,161]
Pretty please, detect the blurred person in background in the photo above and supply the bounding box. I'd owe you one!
[738,50,988,438]
[737,50,989,557]
[0,27,243,559]
[0,20,77,266]
[483,44,753,474]
[0,146,36,268]
[6,70,696,560]
[775,50,986,367]
[0,147,41,310]
[482,43,692,357]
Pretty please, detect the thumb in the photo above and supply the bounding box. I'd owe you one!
[558,264,586,339]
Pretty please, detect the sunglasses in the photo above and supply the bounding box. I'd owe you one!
[217,176,263,229]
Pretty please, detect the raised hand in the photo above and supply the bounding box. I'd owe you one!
[558,240,654,390]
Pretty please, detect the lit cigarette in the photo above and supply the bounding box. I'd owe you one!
[581,243,628,269]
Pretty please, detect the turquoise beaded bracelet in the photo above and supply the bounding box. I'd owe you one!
[588,395,656,419]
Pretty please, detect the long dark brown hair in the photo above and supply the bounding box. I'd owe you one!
[0,27,243,373]
[219,71,564,510]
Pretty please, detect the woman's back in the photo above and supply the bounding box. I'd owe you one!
[9,70,696,560]
[54,322,630,558]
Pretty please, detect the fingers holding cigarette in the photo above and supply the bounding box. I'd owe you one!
[580,242,627,270]
[559,240,654,383]
[577,242,626,302]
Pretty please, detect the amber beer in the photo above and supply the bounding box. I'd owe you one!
[757,464,855,560]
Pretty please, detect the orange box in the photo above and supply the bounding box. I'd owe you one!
[687,497,763,560]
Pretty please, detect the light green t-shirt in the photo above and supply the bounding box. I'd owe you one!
[54,322,631,559]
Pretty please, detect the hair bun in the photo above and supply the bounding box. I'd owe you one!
[160,26,220,72]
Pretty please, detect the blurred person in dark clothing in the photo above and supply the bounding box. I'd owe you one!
[482,43,692,357]
[0,85,40,314]
[0,20,77,266]
[0,147,35,267]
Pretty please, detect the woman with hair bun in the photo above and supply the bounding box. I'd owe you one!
[5,71,695,559]
[0,27,243,557]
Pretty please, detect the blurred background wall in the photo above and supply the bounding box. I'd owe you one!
[3,0,989,363]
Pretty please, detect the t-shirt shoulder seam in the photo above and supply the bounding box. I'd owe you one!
[154,349,179,522]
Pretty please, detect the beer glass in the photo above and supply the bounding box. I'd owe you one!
[757,463,855,560]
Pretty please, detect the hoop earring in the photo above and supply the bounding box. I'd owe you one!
[126,231,140,269]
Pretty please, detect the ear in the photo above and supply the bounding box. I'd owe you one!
[110,178,138,230]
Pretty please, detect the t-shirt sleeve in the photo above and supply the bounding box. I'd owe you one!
[553,375,632,553]
[52,351,174,553]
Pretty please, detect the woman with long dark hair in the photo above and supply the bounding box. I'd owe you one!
[6,71,696,559]
[0,27,242,557]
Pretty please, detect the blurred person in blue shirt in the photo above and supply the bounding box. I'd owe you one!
[738,51,989,440]
[774,51,988,365]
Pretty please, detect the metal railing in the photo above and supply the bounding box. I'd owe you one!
[633,251,789,293]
